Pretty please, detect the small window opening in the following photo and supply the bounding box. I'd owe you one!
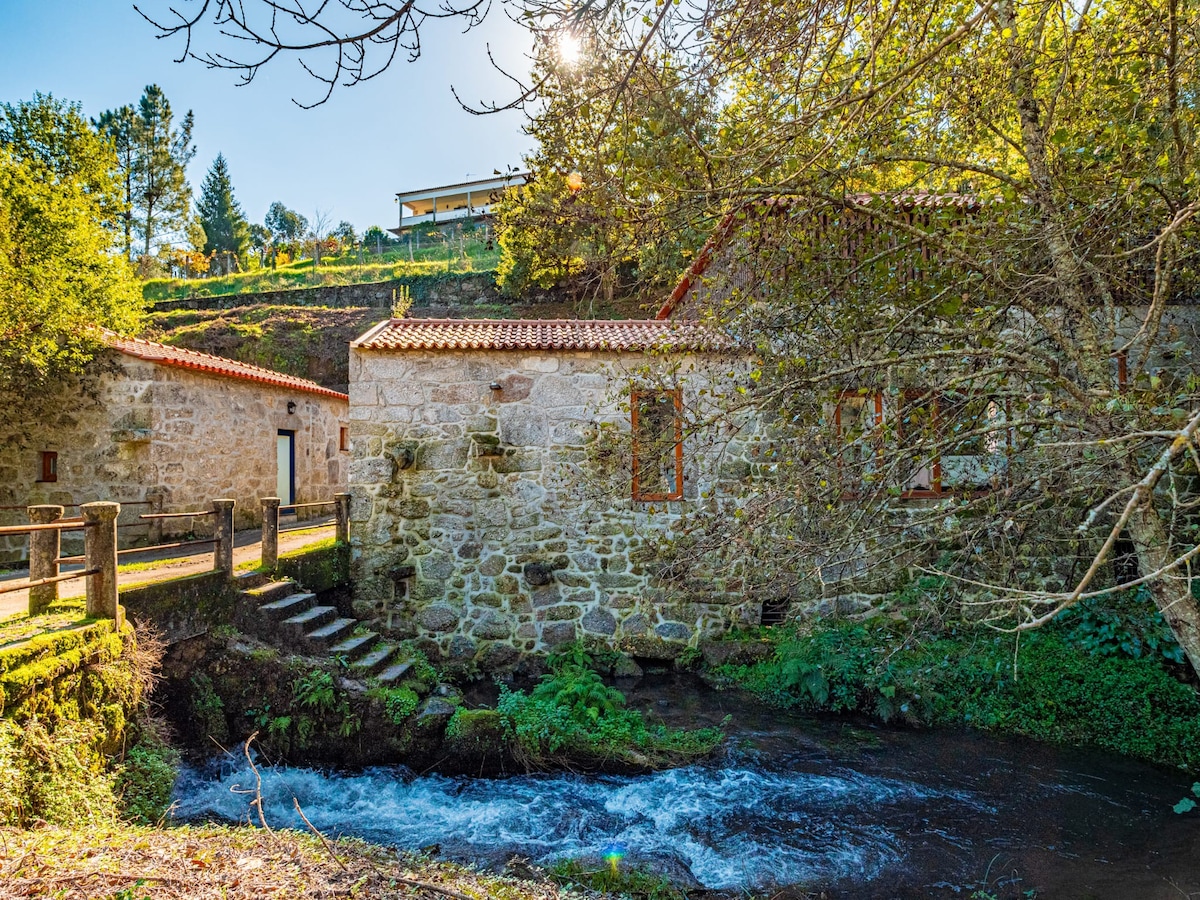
[38,451,57,483]
[339,426,350,451]
[632,388,684,501]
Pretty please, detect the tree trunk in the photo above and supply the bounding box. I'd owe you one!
[1127,502,1200,678]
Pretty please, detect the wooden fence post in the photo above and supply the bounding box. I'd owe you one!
[261,497,280,571]
[27,505,63,615]
[335,493,351,545]
[212,499,235,575]
[81,502,121,625]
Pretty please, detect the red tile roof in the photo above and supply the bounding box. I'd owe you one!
[656,192,982,319]
[351,318,727,352]
[107,334,349,400]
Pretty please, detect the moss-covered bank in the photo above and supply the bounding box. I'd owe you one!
[163,632,723,774]
[0,602,177,826]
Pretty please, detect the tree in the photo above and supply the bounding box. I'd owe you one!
[248,223,271,266]
[265,202,308,250]
[540,0,1200,676]
[92,105,138,258]
[308,208,334,267]
[332,220,357,248]
[131,85,195,260]
[195,153,249,262]
[1,94,123,226]
[0,102,141,403]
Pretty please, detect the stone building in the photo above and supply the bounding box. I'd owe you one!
[0,335,349,562]
[348,318,757,665]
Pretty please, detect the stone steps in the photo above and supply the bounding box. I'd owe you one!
[239,580,410,686]
[305,617,356,649]
[351,642,402,677]
[328,632,379,661]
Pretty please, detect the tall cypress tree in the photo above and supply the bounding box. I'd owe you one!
[196,153,249,259]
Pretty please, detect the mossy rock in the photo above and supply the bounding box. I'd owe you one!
[445,708,505,754]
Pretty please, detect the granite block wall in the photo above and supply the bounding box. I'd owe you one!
[348,346,758,664]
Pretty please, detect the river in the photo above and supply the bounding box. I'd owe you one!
[171,677,1200,898]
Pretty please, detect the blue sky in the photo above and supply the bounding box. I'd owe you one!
[0,1,536,234]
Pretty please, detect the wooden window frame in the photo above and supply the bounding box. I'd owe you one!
[339,426,350,452]
[631,388,684,502]
[836,390,1010,500]
[38,450,58,483]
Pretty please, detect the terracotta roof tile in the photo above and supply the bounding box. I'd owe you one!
[656,192,983,319]
[352,318,728,352]
[106,334,349,400]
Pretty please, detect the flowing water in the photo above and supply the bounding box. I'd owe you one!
[172,677,1200,898]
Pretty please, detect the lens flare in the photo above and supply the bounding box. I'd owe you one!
[557,32,582,66]
[603,842,627,876]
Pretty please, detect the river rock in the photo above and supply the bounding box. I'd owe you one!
[699,639,775,669]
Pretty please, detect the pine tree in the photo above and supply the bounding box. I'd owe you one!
[196,153,249,261]
[92,105,137,259]
[132,85,194,259]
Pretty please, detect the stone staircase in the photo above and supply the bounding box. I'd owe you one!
[239,577,413,684]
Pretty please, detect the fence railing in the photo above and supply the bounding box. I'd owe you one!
[10,494,350,620]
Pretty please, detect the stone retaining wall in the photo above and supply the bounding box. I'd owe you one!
[151,273,570,315]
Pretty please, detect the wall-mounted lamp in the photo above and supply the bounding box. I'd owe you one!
[287,401,296,414]
[489,382,502,391]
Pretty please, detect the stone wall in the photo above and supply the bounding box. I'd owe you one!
[0,352,349,561]
[151,273,570,315]
[348,347,758,666]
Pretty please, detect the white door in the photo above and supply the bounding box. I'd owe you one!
[276,431,294,505]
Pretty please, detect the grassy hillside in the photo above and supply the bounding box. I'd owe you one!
[143,305,384,392]
[143,238,501,302]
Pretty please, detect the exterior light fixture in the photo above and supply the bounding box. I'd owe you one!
[287,401,297,414]
[489,382,503,391]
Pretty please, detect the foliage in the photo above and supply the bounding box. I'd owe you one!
[1174,782,1200,815]
[0,97,142,402]
[116,730,181,825]
[0,719,120,826]
[96,86,195,262]
[716,614,1200,771]
[496,38,715,308]
[498,644,723,768]
[548,857,689,900]
[195,153,249,259]
[373,685,419,724]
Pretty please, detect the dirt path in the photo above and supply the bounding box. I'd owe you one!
[0,518,335,619]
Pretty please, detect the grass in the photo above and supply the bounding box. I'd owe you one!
[0,822,586,900]
[143,240,501,302]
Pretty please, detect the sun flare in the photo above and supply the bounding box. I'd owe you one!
[556,32,582,66]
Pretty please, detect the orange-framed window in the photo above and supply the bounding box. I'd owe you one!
[632,388,684,501]
[837,390,1007,498]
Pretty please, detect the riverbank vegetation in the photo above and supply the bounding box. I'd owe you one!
[708,586,1200,771]
[497,645,724,770]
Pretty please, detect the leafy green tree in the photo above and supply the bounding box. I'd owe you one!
[0,104,141,402]
[496,29,718,309]
[265,202,308,247]
[92,105,138,258]
[1,94,123,224]
[332,220,357,247]
[195,153,249,259]
[131,85,195,260]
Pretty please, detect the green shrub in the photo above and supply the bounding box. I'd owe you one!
[498,644,724,768]
[116,732,180,825]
